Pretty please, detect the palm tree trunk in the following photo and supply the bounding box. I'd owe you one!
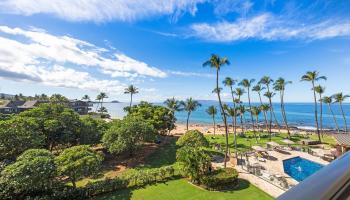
[215,69,229,168]
[247,88,258,143]
[340,102,348,133]
[130,93,133,107]
[328,103,340,133]
[212,115,216,136]
[268,97,273,141]
[258,92,269,132]
[319,93,323,137]
[186,112,190,131]
[240,114,244,135]
[312,82,321,142]
[280,90,290,138]
[267,86,280,133]
[256,115,260,138]
[230,86,238,160]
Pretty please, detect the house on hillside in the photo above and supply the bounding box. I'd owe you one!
[69,100,92,115]
[0,100,25,114]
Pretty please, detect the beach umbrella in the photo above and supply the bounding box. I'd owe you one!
[252,146,267,152]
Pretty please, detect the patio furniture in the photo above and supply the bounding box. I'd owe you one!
[267,141,281,150]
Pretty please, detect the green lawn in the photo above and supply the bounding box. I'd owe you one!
[205,131,336,153]
[94,178,273,200]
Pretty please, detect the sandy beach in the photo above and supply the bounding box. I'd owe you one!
[171,122,327,136]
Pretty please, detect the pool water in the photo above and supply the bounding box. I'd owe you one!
[283,156,324,182]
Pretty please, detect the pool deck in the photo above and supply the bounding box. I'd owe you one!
[234,150,329,198]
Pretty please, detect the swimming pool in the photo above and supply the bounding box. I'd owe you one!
[283,156,324,182]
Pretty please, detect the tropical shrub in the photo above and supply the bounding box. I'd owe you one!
[125,101,175,134]
[0,149,56,199]
[176,147,211,183]
[176,130,209,148]
[102,117,156,156]
[0,116,44,160]
[201,168,239,190]
[55,145,103,188]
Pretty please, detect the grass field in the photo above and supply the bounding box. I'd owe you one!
[205,131,336,153]
[94,178,273,200]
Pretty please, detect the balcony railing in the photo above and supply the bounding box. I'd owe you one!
[277,151,350,200]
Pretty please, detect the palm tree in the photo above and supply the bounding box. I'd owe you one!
[332,93,349,133]
[206,106,218,136]
[95,94,102,112]
[164,97,183,134]
[264,91,276,140]
[50,94,69,105]
[250,106,262,136]
[273,78,292,138]
[237,105,246,135]
[223,77,238,157]
[301,71,327,142]
[203,54,230,168]
[82,95,90,102]
[124,85,139,107]
[252,84,268,132]
[314,85,325,136]
[260,104,270,133]
[181,97,201,131]
[239,79,257,142]
[322,96,339,133]
[98,92,108,110]
[259,76,280,134]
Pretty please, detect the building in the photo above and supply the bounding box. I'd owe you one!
[69,100,92,115]
[0,100,92,115]
[0,100,25,114]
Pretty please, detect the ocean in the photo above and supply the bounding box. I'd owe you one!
[92,101,350,130]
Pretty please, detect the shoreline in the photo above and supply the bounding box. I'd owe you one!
[173,122,339,135]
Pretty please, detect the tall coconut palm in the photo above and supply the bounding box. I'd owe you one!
[181,98,201,131]
[203,54,230,168]
[237,105,246,135]
[273,78,292,138]
[259,76,281,134]
[82,95,90,102]
[225,106,239,158]
[124,85,139,107]
[260,103,270,133]
[252,84,268,132]
[223,77,238,157]
[301,71,327,142]
[314,85,325,136]
[332,93,349,133]
[239,79,257,142]
[264,91,276,140]
[250,106,262,135]
[96,92,108,113]
[164,97,183,134]
[206,106,218,136]
[322,96,339,133]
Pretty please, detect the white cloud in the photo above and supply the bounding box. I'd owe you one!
[190,13,350,42]
[0,0,206,22]
[0,25,166,93]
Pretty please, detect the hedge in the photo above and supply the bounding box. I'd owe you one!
[200,168,239,190]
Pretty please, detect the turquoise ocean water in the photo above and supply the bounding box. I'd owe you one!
[92,101,350,130]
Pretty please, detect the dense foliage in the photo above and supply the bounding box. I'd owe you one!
[176,130,209,148]
[176,146,211,183]
[125,101,175,134]
[20,103,82,150]
[0,116,44,160]
[102,116,156,156]
[0,149,56,199]
[79,116,109,145]
[55,145,103,188]
[201,168,239,190]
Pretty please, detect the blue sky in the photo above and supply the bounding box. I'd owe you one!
[0,0,350,103]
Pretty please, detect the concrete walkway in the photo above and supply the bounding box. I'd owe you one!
[235,166,285,198]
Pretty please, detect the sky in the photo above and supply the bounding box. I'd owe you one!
[0,0,350,103]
